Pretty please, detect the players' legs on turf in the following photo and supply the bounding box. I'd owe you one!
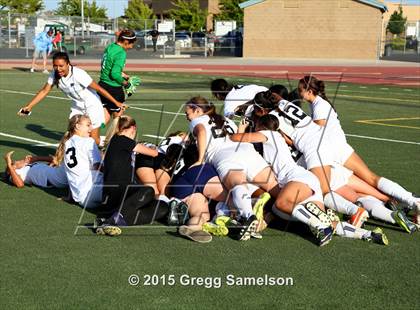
[274,181,313,214]
[136,167,159,196]
[356,195,395,224]
[324,190,359,216]
[222,170,253,218]
[202,176,228,202]
[347,174,390,202]
[344,152,416,208]
[182,193,211,231]
[310,165,332,196]
[155,169,171,196]
[251,166,280,198]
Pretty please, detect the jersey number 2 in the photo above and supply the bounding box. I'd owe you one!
[66,147,78,168]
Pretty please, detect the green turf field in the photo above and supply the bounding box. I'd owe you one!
[0,70,419,309]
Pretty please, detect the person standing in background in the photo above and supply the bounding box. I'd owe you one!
[150,27,159,52]
[30,28,54,73]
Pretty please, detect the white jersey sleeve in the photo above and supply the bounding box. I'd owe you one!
[311,96,333,121]
[224,84,268,117]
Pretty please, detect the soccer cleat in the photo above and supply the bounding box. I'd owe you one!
[30,68,34,73]
[348,207,369,228]
[178,225,212,243]
[202,222,229,237]
[252,192,271,232]
[385,199,399,211]
[167,199,189,226]
[304,202,332,227]
[228,215,258,241]
[250,231,263,239]
[391,211,417,234]
[96,225,121,236]
[316,226,334,247]
[366,227,389,246]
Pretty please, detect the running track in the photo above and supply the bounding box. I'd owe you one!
[1,60,419,87]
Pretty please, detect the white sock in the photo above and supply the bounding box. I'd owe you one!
[324,192,359,215]
[290,204,324,229]
[378,177,416,208]
[335,221,370,240]
[357,196,395,224]
[231,185,253,218]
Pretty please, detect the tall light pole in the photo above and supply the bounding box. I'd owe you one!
[81,0,85,39]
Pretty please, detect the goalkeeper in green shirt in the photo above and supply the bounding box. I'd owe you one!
[99,29,141,124]
[99,29,141,147]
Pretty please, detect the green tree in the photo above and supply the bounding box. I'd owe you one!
[55,0,108,22]
[217,0,243,25]
[386,5,407,36]
[169,0,207,31]
[0,0,43,14]
[124,0,156,30]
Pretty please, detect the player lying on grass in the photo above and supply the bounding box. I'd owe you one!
[230,115,388,245]
[4,151,67,189]
[298,76,420,226]
[18,52,125,145]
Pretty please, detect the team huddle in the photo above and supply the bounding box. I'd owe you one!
[4,30,419,246]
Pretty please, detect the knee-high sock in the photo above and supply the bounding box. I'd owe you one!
[324,192,358,215]
[335,221,370,240]
[103,116,120,150]
[357,195,395,224]
[378,177,416,208]
[231,185,253,218]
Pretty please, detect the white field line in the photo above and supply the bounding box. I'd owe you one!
[1,131,419,150]
[0,132,59,147]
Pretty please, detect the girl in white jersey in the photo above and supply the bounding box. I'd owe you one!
[298,76,419,226]
[18,52,125,145]
[210,78,268,118]
[61,114,103,208]
[185,96,278,241]
[4,151,67,189]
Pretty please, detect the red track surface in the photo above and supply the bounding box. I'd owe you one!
[1,60,419,87]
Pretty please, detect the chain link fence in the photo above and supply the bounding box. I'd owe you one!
[0,13,243,58]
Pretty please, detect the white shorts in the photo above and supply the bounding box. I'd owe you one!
[70,104,105,129]
[211,144,269,181]
[333,142,354,165]
[303,144,335,170]
[278,167,324,204]
[330,164,353,191]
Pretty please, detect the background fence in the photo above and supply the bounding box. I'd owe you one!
[0,13,242,58]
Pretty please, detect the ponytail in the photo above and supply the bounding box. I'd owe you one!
[298,75,334,110]
[53,114,88,165]
[186,96,226,130]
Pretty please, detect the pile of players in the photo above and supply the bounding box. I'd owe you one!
[5,74,419,246]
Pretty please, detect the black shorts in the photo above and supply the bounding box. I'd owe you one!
[135,153,166,170]
[98,81,124,113]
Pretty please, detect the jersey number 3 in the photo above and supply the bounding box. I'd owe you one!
[66,147,78,168]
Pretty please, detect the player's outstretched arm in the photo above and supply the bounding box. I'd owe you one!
[18,83,53,116]
[4,151,25,188]
[133,143,158,157]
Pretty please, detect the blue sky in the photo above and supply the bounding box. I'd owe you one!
[44,0,129,18]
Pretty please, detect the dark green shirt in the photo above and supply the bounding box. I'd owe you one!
[100,43,126,87]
